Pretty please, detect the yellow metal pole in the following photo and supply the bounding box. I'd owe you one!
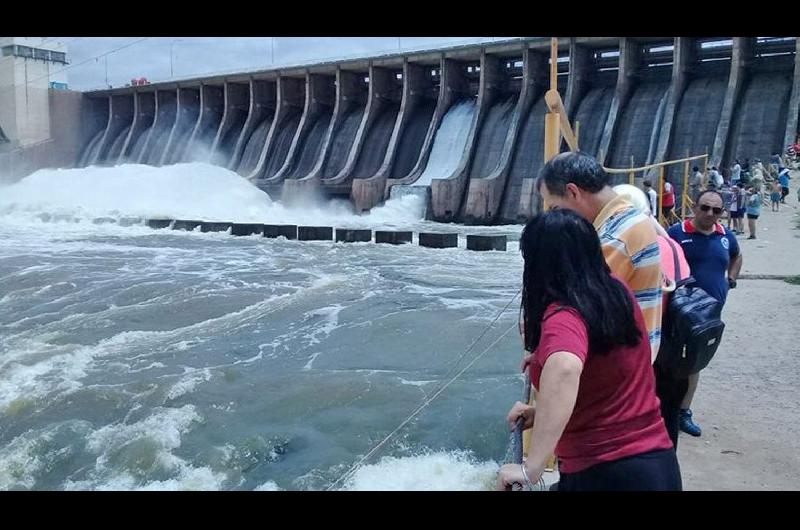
[658,166,665,226]
[629,156,635,185]
[574,120,580,151]
[683,160,690,219]
[525,37,561,473]
[550,37,558,92]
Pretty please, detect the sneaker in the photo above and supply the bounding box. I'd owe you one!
[679,409,702,437]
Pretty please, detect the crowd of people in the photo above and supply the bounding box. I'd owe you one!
[497,151,745,491]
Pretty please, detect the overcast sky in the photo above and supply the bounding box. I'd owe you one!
[58,37,516,91]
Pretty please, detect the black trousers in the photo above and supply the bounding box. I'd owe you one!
[654,362,689,449]
[559,449,682,491]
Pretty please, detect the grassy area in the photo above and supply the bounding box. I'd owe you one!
[785,276,800,286]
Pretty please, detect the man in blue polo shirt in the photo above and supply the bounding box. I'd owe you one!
[667,190,743,438]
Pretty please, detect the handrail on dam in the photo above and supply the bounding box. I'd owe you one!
[602,152,709,225]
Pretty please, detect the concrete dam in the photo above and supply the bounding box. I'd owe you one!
[24,37,800,225]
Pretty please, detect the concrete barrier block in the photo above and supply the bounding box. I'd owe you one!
[375,231,413,245]
[419,232,458,248]
[298,226,333,240]
[172,219,203,231]
[335,228,372,243]
[118,217,143,227]
[466,234,506,251]
[200,221,233,233]
[263,224,298,239]
[147,219,173,229]
[231,223,264,236]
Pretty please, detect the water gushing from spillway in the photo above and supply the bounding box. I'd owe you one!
[413,99,477,187]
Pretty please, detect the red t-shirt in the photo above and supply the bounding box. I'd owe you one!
[529,286,672,474]
[661,182,675,207]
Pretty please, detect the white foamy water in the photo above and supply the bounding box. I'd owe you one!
[0,162,427,229]
[414,99,477,186]
[0,162,528,491]
[340,452,498,491]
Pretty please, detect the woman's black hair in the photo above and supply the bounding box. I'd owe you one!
[519,208,642,356]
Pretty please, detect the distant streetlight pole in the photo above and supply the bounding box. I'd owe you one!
[271,37,275,65]
[398,37,401,51]
[105,55,109,88]
[170,39,185,78]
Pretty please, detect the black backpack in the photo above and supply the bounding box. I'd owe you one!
[656,238,726,379]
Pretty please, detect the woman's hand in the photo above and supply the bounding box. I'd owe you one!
[520,351,532,373]
[507,401,535,431]
[496,463,525,491]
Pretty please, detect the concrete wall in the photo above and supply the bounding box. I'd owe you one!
[0,89,82,183]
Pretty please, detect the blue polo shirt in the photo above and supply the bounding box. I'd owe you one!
[667,220,740,304]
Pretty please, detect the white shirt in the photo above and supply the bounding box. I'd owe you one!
[646,188,658,216]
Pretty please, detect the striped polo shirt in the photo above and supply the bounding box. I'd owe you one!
[593,195,663,363]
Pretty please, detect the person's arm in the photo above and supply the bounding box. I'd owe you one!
[728,253,743,283]
[523,352,583,480]
[497,351,583,490]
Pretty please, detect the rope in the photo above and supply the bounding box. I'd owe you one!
[327,318,519,490]
[425,289,520,397]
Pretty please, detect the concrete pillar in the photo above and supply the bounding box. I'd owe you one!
[419,232,458,248]
[514,50,551,222]
[565,39,592,120]
[335,228,372,242]
[375,230,412,244]
[210,81,249,166]
[430,52,491,222]
[466,234,506,251]
[160,86,199,165]
[298,226,333,240]
[597,38,640,166]
[183,83,224,162]
[147,219,173,229]
[247,75,305,180]
[229,78,276,171]
[324,63,397,195]
[201,221,233,232]
[91,94,134,165]
[172,219,203,231]
[650,37,696,178]
[263,224,297,239]
[385,55,468,196]
[75,96,109,167]
[712,37,755,167]
[783,38,800,150]
[118,90,155,163]
[464,46,538,225]
[283,67,367,201]
[231,223,264,236]
[137,89,176,164]
[267,73,335,190]
[351,62,414,212]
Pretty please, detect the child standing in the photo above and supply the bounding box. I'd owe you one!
[746,185,762,239]
[770,181,782,212]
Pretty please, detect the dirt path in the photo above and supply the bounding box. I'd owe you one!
[678,198,800,490]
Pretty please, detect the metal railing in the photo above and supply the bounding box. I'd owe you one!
[603,153,709,226]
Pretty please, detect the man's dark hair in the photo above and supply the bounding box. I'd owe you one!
[696,189,724,205]
[692,166,699,172]
[520,209,641,356]
[643,180,652,187]
[536,151,609,196]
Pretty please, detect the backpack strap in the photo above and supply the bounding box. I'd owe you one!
[666,237,682,283]
[665,237,695,288]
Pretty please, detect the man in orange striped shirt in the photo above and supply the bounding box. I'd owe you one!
[537,152,662,361]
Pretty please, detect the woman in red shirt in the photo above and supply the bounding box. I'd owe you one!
[661,177,676,222]
[497,209,680,491]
